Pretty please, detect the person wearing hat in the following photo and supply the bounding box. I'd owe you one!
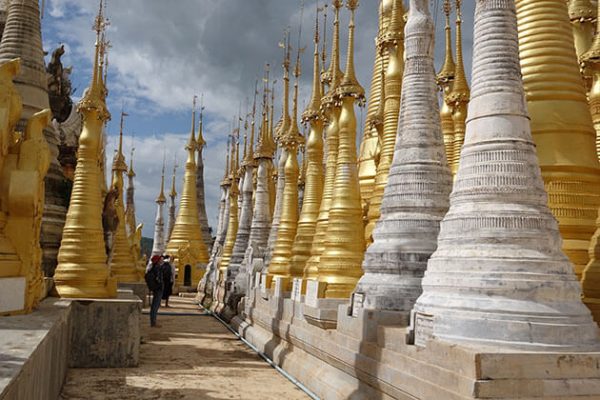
[145,255,165,327]
[161,255,175,307]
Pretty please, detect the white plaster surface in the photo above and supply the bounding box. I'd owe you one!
[412,0,599,350]
[0,277,25,314]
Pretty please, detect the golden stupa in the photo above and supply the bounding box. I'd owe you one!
[357,0,392,214]
[54,3,117,298]
[581,0,600,160]
[437,0,456,170]
[447,0,470,175]
[289,8,325,280]
[364,0,404,243]
[267,37,304,285]
[516,0,600,278]
[165,97,210,287]
[108,111,140,283]
[219,128,240,271]
[304,0,344,280]
[318,0,366,299]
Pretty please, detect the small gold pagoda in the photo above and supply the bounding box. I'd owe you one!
[54,2,117,298]
[447,0,469,175]
[357,0,393,214]
[289,6,325,279]
[437,0,456,170]
[516,0,600,278]
[318,0,366,299]
[304,0,344,280]
[267,35,304,285]
[364,0,404,243]
[219,128,240,270]
[108,111,140,283]
[165,97,210,288]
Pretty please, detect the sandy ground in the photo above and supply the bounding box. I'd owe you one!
[59,297,308,400]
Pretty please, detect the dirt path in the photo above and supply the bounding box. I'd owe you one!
[59,297,308,400]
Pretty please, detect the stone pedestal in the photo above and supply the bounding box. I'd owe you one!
[0,277,25,315]
[291,277,307,301]
[303,280,347,329]
[118,282,148,307]
[273,276,292,297]
[67,292,141,368]
[337,306,408,343]
[260,273,273,299]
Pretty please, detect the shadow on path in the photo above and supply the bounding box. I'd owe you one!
[59,297,308,400]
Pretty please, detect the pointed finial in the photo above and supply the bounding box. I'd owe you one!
[320,3,329,86]
[112,110,128,172]
[303,1,323,122]
[437,0,456,85]
[447,0,470,106]
[128,143,136,178]
[187,95,198,152]
[157,151,167,203]
[170,156,178,197]
[79,0,110,119]
[223,134,231,182]
[322,0,344,108]
[337,0,365,101]
[245,80,258,164]
[197,93,206,148]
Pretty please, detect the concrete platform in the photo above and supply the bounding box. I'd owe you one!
[232,288,600,400]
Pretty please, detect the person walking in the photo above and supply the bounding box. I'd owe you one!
[162,255,174,307]
[145,255,164,327]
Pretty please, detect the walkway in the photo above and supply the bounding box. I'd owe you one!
[59,297,308,400]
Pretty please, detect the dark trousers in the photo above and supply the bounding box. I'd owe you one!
[150,289,163,326]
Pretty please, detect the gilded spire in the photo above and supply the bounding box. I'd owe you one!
[323,0,344,107]
[255,65,276,158]
[437,0,456,85]
[78,0,109,119]
[447,0,469,105]
[127,147,135,178]
[197,94,206,148]
[447,0,470,174]
[112,110,128,176]
[186,96,197,160]
[337,0,365,100]
[223,134,231,184]
[244,80,258,165]
[303,2,322,122]
[320,4,330,89]
[156,155,167,204]
[170,158,178,198]
[278,29,292,142]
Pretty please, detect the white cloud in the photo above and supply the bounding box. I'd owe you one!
[45,0,475,239]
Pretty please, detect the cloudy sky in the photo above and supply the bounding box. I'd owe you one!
[40,0,474,238]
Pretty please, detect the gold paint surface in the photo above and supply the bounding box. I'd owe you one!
[365,0,404,244]
[166,105,210,286]
[516,0,600,277]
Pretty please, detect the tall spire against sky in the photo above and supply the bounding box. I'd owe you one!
[196,94,212,248]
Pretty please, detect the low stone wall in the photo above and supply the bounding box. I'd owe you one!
[232,288,600,400]
[0,298,71,400]
[0,294,141,400]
